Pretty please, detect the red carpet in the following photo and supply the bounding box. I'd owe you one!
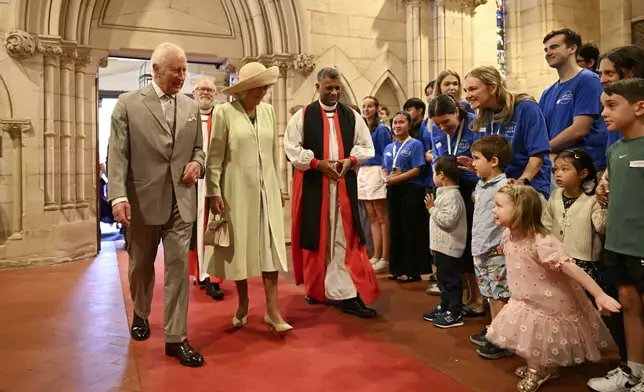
[116,248,471,392]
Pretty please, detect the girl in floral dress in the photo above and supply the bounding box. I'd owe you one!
[487,184,621,392]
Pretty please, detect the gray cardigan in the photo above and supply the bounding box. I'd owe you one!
[429,185,467,258]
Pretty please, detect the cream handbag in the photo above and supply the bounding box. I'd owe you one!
[204,213,230,247]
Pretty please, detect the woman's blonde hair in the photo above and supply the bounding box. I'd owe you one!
[465,66,534,131]
[498,185,549,238]
[435,70,463,100]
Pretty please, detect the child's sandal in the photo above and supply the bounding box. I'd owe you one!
[515,366,559,380]
[516,367,552,392]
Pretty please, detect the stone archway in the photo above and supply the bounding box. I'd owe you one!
[371,71,407,113]
[12,0,307,57]
[1,0,312,266]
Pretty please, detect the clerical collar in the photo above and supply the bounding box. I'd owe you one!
[199,107,213,116]
[319,100,337,112]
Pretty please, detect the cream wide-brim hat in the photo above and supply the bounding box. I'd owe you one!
[221,62,279,94]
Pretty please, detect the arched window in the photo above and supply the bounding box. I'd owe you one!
[496,0,507,74]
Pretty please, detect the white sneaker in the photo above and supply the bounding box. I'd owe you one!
[373,259,389,273]
[632,371,644,392]
[369,257,379,265]
[587,367,641,392]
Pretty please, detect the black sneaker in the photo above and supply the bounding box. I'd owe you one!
[433,310,464,329]
[470,326,488,346]
[422,304,445,321]
[476,342,514,360]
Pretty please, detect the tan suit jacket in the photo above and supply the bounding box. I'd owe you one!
[108,83,206,225]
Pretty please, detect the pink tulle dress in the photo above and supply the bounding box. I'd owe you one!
[486,230,614,368]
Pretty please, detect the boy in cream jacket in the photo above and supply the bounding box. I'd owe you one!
[423,155,467,329]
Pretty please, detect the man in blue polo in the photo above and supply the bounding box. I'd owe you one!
[539,28,607,185]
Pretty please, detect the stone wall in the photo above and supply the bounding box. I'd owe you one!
[600,0,644,51]
[290,0,409,110]
[0,30,100,268]
[505,0,603,100]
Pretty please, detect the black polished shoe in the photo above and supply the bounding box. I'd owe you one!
[130,313,150,341]
[193,277,209,288]
[206,282,224,301]
[305,296,324,305]
[165,340,204,367]
[341,297,377,318]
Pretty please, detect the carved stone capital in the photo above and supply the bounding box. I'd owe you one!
[37,36,63,66]
[268,53,294,76]
[401,0,423,6]
[4,30,37,60]
[61,42,79,67]
[463,0,487,14]
[0,118,34,140]
[98,56,108,68]
[75,47,92,68]
[293,53,316,76]
[433,0,487,11]
[242,54,292,76]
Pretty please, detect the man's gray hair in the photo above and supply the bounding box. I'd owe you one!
[317,67,341,82]
[151,42,186,74]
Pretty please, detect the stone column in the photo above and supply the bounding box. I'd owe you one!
[0,119,34,241]
[269,54,291,195]
[60,42,77,209]
[75,47,92,209]
[38,36,63,211]
[431,0,486,79]
[404,0,423,97]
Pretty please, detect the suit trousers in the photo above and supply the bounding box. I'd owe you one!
[127,197,192,343]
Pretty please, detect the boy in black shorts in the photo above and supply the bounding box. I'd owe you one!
[588,78,644,391]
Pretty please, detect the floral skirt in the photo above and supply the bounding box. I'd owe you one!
[486,296,614,368]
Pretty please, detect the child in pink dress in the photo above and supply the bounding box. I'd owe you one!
[486,184,621,392]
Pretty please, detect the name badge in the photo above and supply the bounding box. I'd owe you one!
[435,142,442,148]
[559,218,569,227]
[630,160,644,168]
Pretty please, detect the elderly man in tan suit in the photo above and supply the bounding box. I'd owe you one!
[108,42,205,367]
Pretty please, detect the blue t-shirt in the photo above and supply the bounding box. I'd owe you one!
[364,123,393,166]
[539,69,608,170]
[606,131,622,151]
[382,138,426,187]
[482,100,552,198]
[418,119,434,187]
[431,112,480,186]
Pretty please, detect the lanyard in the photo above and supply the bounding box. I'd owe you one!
[392,136,412,168]
[446,120,465,155]
[490,119,501,135]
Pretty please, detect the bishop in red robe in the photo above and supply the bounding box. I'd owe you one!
[188,79,224,300]
[284,67,380,318]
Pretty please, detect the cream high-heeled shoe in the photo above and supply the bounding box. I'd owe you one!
[232,309,248,328]
[263,314,293,332]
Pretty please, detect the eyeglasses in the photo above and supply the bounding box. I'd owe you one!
[195,87,216,93]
